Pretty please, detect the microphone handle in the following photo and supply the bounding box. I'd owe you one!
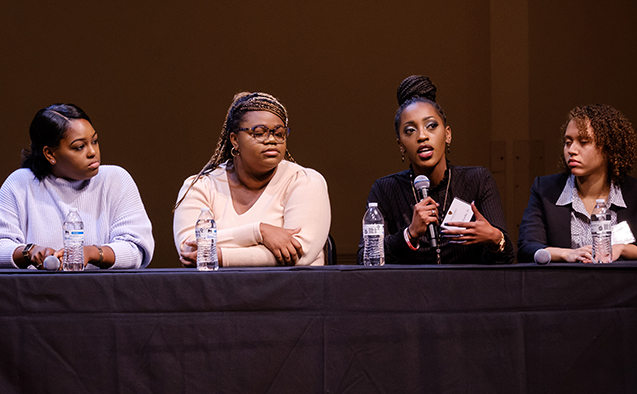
[417,186,439,248]
[428,223,438,248]
[416,187,427,201]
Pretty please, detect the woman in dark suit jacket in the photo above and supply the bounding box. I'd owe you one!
[518,104,637,263]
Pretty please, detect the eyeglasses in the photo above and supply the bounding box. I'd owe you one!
[237,125,290,143]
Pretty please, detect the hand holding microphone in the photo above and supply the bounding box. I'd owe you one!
[412,175,439,247]
[26,245,62,270]
[43,255,62,271]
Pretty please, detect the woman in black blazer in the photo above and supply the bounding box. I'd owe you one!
[518,104,637,263]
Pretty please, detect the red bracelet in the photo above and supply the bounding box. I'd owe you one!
[403,227,419,251]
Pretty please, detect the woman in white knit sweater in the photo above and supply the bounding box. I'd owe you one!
[173,92,331,267]
[0,104,154,269]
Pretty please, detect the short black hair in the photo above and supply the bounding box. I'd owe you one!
[21,103,92,180]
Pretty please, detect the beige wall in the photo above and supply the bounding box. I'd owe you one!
[1,1,635,266]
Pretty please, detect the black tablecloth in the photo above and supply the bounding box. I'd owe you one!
[1,263,636,393]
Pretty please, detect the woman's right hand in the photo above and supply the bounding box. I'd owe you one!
[180,240,198,268]
[408,197,440,238]
[260,223,304,265]
[566,245,593,263]
[30,245,60,269]
[180,241,223,268]
[548,245,593,263]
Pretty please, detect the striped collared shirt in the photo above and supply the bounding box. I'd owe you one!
[556,174,626,248]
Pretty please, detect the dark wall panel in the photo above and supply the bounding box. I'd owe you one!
[529,0,637,178]
[2,1,635,266]
[0,0,492,266]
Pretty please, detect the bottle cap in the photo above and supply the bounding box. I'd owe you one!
[69,207,78,212]
[200,207,211,212]
[368,202,377,208]
[596,199,605,203]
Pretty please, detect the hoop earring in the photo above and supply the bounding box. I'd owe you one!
[231,146,240,157]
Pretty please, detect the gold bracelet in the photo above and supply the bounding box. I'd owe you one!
[489,231,506,253]
[94,245,104,266]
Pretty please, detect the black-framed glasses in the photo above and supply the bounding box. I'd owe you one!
[237,125,290,143]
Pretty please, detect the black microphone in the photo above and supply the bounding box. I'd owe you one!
[534,249,551,265]
[43,255,61,271]
[413,175,438,248]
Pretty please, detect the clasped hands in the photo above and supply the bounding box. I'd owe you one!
[408,197,501,247]
[180,223,304,267]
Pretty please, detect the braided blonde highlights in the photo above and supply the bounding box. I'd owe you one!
[174,92,295,211]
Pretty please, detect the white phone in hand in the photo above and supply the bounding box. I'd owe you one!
[441,197,473,236]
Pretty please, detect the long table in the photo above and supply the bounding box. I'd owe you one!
[1,263,636,393]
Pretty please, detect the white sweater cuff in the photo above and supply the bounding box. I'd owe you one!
[0,244,19,268]
[106,242,143,269]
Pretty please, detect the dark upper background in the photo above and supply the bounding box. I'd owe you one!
[1,1,635,266]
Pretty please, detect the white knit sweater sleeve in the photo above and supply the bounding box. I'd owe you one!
[104,166,155,269]
[0,171,27,267]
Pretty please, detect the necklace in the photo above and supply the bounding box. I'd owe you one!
[409,167,452,217]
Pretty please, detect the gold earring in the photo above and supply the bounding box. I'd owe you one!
[401,150,405,162]
[231,146,240,157]
[446,142,450,154]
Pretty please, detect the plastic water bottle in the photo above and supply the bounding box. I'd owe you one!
[363,202,385,266]
[591,199,612,264]
[63,208,84,271]
[196,207,218,271]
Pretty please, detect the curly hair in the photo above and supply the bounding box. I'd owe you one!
[560,104,636,185]
[394,75,447,137]
[174,91,295,210]
[21,103,92,180]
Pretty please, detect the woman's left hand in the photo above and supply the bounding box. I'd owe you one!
[260,223,304,265]
[612,244,624,262]
[612,243,637,261]
[442,202,501,246]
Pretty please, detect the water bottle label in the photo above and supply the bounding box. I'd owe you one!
[363,224,384,236]
[64,230,84,242]
[196,228,217,240]
[591,220,611,235]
